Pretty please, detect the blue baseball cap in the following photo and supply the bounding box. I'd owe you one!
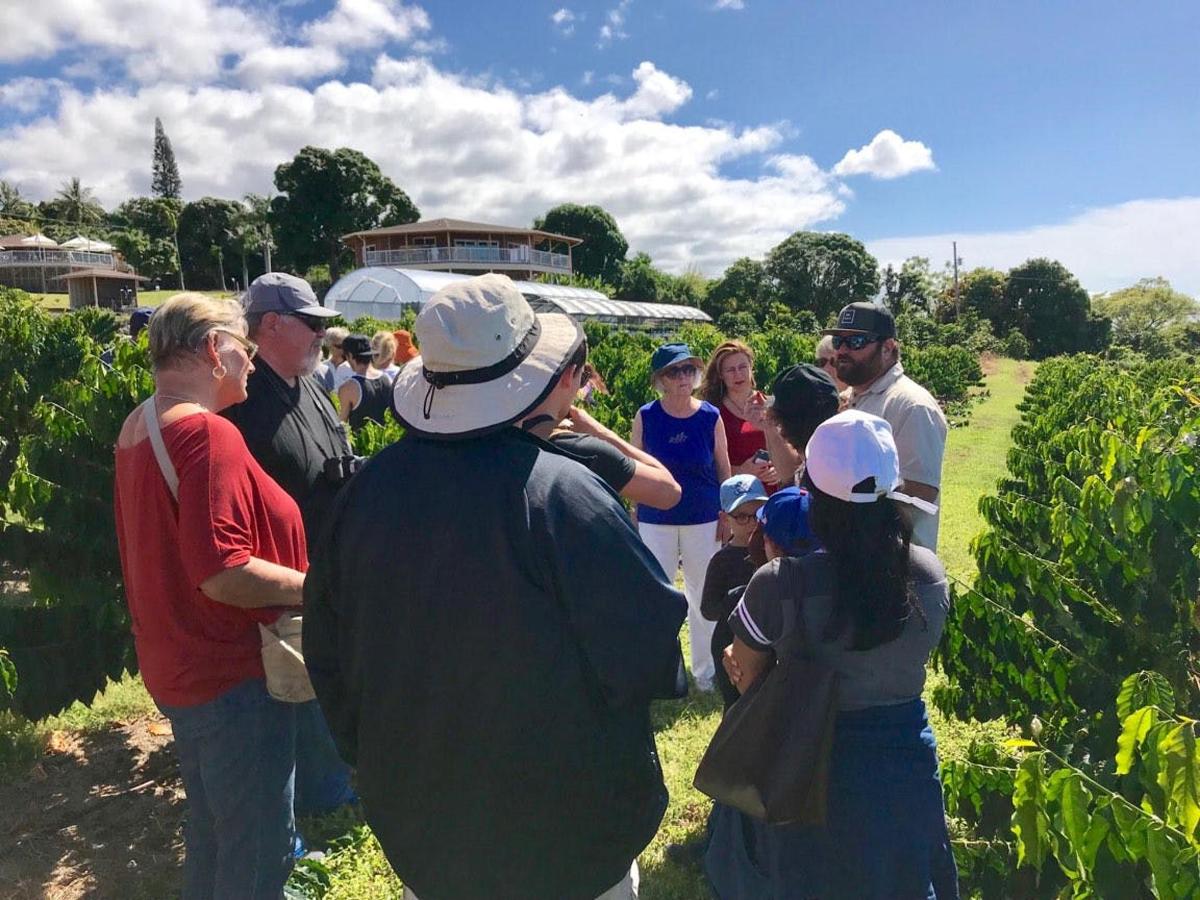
[757,487,813,553]
[720,474,769,514]
[650,342,702,374]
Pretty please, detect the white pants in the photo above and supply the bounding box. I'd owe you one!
[638,520,720,687]
[402,861,639,899]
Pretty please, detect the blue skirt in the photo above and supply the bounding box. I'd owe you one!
[705,698,959,900]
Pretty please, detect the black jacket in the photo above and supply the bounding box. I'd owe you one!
[304,428,687,899]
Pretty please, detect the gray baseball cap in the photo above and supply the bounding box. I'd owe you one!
[244,272,338,318]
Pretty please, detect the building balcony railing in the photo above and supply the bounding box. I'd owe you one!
[364,245,571,272]
[0,249,117,269]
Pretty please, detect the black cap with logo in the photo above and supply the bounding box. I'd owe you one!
[823,302,896,339]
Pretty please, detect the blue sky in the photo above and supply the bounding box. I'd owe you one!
[1,0,1197,291]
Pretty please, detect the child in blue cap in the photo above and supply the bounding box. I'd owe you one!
[756,486,816,561]
[701,474,770,711]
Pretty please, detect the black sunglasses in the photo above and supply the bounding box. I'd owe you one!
[830,333,881,351]
[282,311,327,332]
[663,363,698,379]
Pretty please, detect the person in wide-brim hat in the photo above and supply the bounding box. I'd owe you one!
[393,274,584,439]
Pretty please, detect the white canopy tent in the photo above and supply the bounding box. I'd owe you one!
[60,235,114,252]
[19,233,58,248]
[325,267,711,334]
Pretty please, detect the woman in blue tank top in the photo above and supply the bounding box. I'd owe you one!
[632,343,731,692]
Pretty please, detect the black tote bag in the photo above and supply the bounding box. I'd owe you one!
[693,555,838,826]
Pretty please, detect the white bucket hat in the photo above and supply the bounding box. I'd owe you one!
[392,274,584,439]
[804,409,938,515]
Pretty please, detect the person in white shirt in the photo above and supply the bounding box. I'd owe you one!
[824,302,947,550]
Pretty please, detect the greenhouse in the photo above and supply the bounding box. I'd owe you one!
[324,266,711,335]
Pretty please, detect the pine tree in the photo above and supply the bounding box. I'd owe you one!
[151,117,182,199]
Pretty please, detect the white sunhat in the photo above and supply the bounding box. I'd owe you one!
[392,274,584,439]
[804,409,939,515]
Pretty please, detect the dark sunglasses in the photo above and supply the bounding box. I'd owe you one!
[830,333,881,351]
[663,363,698,379]
[282,311,327,332]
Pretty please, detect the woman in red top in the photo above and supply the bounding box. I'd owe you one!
[701,340,782,487]
[113,293,308,899]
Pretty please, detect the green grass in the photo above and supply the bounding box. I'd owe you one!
[29,289,232,312]
[937,356,1036,583]
[0,355,1036,895]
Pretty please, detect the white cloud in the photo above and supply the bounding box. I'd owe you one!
[551,7,576,35]
[302,0,430,50]
[234,46,346,87]
[868,198,1200,296]
[713,0,746,9]
[832,129,935,180]
[598,0,632,47]
[0,57,851,275]
[0,0,267,82]
[581,70,594,86]
[0,77,68,115]
[706,88,720,101]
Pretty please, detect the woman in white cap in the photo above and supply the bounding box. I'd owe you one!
[632,342,731,692]
[715,409,958,899]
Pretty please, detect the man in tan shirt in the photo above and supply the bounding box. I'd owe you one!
[825,302,947,549]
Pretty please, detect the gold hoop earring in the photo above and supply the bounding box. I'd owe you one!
[212,363,228,379]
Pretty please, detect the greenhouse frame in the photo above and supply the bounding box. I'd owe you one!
[324,267,711,335]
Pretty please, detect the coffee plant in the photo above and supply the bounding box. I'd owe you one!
[933,354,1200,896]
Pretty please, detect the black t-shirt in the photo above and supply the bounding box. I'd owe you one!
[548,431,636,495]
[222,359,352,540]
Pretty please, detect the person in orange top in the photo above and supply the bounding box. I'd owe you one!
[394,329,419,366]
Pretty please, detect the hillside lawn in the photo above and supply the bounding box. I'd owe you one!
[30,289,233,312]
[0,357,1034,899]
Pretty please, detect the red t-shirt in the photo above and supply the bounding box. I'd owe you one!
[113,411,307,707]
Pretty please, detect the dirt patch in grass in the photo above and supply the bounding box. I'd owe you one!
[0,713,184,900]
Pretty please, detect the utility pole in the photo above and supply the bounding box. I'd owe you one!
[952,241,960,317]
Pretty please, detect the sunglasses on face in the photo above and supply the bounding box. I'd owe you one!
[664,364,698,379]
[282,311,327,332]
[816,357,834,367]
[214,329,258,359]
[831,333,881,351]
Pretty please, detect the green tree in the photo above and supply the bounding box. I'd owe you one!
[945,267,1012,331]
[49,177,105,228]
[704,256,767,321]
[178,197,243,289]
[271,146,419,285]
[1092,277,1198,354]
[616,252,663,301]
[109,196,183,282]
[534,203,628,285]
[881,256,934,315]
[0,181,35,221]
[151,117,182,200]
[763,231,880,323]
[1004,258,1105,358]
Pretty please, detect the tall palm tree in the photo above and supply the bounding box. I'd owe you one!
[54,177,105,226]
[0,180,35,219]
[242,193,275,272]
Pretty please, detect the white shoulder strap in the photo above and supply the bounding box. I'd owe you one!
[141,396,180,500]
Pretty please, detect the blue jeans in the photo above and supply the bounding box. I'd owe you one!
[159,678,297,900]
[293,698,357,816]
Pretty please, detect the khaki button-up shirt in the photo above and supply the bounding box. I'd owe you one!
[848,361,947,550]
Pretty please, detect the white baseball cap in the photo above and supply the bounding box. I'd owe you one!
[804,410,938,515]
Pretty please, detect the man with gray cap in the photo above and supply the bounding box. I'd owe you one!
[222,271,357,816]
[304,274,687,900]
